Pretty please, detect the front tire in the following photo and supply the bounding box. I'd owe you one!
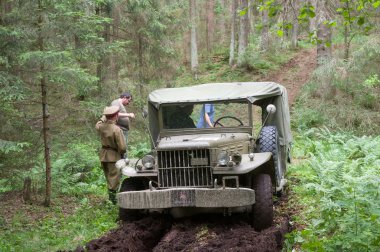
[119,177,144,221]
[252,174,273,231]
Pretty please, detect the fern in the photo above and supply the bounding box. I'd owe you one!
[286,128,380,251]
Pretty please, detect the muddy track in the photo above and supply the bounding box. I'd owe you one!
[76,48,316,252]
[76,195,290,252]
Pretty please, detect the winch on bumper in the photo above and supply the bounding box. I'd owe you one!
[118,186,255,209]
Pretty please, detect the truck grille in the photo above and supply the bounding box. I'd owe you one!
[157,149,212,188]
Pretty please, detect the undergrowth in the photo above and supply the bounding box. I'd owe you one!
[0,199,118,251]
[0,141,132,251]
[285,128,380,251]
[294,34,380,136]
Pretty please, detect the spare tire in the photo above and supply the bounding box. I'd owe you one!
[257,126,283,191]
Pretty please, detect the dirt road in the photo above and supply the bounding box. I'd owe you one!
[77,48,316,252]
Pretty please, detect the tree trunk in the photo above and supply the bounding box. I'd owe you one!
[38,0,52,207]
[23,177,32,203]
[95,5,103,95]
[183,29,190,64]
[138,34,144,95]
[344,25,350,60]
[316,0,335,99]
[206,0,215,54]
[316,1,332,65]
[237,0,249,66]
[0,0,11,24]
[218,0,226,45]
[190,0,198,72]
[291,0,300,49]
[343,1,350,60]
[309,0,318,33]
[261,7,269,51]
[229,0,237,66]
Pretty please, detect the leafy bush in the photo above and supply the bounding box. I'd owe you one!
[54,143,99,174]
[285,128,380,251]
[129,142,151,159]
[310,35,380,110]
[22,142,104,196]
[52,143,104,195]
[292,107,326,131]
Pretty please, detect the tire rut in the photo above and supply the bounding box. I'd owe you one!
[75,194,291,252]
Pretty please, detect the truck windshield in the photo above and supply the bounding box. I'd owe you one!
[161,102,251,129]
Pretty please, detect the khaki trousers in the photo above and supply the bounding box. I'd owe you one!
[101,162,121,191]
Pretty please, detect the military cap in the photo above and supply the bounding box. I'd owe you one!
[103,106,120,116]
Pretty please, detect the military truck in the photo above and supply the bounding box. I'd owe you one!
[116,82,292,230]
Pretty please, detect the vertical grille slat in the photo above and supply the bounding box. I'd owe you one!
[157,149,212,188]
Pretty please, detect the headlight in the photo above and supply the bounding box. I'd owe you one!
[217,151,229,166]
[142,155,155,169]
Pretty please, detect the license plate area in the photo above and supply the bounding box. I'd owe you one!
[191,157,208,166]
[171,190,195,207]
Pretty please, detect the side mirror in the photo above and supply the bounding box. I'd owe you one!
[142,108,148,118]
[266,104,276,114]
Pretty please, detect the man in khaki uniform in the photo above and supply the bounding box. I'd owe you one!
[96,106,127,204]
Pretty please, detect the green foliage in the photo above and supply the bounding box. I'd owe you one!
[52,143,104,196]
[336,0,378,34]
[0,199,118,252]
[237,37,293,74]
[118,0,185,86]
[285,129,380,251]
[292,107,326,131]
[364,74,380,88]
[19,142,104,196]
[0,139,30,155]
[298,3,316,22]
[129,142,151,159]
[297,35,380,135]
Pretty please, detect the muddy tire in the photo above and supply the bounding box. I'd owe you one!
[252,174,273,231]
[119,177,144,221]
[257,126,283,192]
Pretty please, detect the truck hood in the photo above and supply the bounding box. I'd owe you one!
[157,133,250,150]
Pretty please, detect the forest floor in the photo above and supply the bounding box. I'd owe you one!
[74,47,317,252]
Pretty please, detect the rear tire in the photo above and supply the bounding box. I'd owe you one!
[252,174,273,231]
[119,177,144,221]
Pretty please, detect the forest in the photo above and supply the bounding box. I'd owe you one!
[0,0,379,251]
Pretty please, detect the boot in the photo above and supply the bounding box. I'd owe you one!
[108,189,117,205]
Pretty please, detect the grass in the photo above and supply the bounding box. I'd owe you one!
[0,140,120,251]
[0,195,118,251]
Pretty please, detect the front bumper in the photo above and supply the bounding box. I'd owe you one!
[118,187,255,209]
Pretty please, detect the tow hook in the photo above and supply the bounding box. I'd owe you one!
[222,176,239,189]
